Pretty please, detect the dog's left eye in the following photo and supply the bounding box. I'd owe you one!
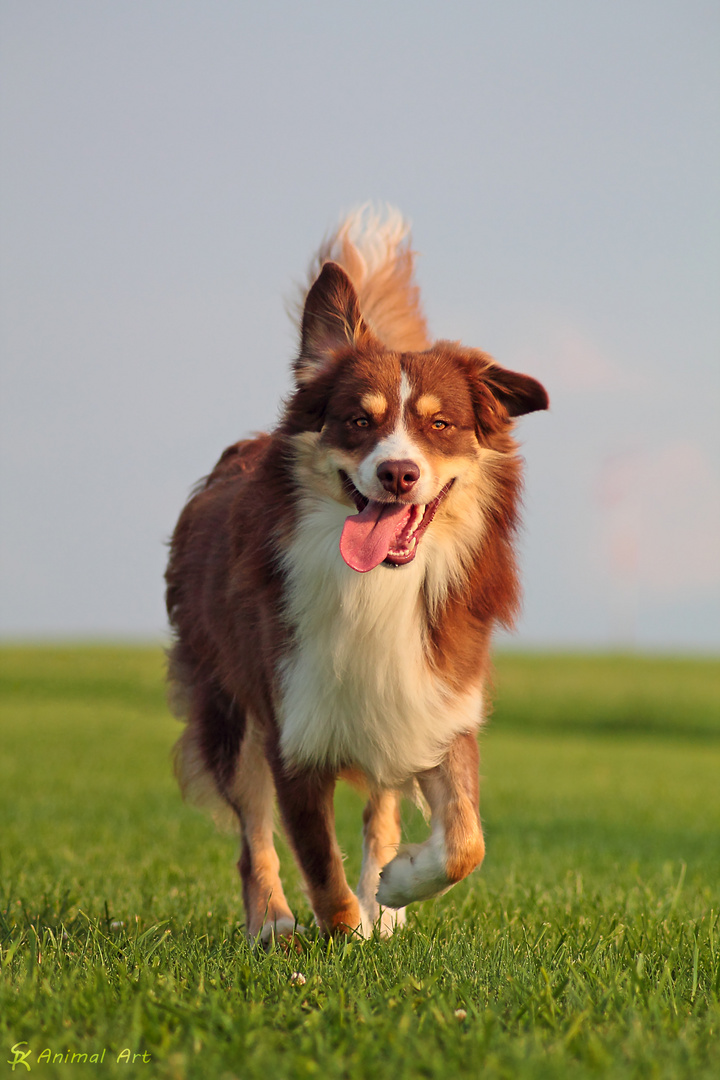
[432,419,449,430]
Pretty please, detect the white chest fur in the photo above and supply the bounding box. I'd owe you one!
[277,495,483,787]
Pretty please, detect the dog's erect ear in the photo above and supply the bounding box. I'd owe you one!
[484,364,549,418]
[295,262,373,385]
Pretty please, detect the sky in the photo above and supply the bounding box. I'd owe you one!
[1,0,718,649]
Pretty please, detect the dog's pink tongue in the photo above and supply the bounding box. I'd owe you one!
[340,501,411,573]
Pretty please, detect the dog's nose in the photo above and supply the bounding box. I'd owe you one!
[376,459,420,496]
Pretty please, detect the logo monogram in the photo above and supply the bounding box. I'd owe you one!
[7,1044,32,1072]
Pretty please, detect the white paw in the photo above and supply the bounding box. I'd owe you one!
[379,904,406,936]
[357,900,406,938]
[257,917,305,947]
[375,841,452,908]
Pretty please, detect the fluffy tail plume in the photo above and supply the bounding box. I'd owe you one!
[297,204,431,352]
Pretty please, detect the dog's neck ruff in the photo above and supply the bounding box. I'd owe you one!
[277,493,483,787]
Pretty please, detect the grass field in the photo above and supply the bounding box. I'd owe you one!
[1,646,719,1079]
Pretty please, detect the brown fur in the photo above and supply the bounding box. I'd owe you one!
[166,209,547,941]
[307,206,430,351]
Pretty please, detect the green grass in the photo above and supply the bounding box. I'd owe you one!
[1,646,719,1079]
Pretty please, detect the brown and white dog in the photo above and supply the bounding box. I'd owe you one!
[166,208,548,944]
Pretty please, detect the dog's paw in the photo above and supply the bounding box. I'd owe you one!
[357,900,406,938]
[375,842,452,908]
[378,904,406,936]
[257,918,307,951]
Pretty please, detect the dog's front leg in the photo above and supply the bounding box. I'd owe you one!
[376,732,485,908]
[357,789,406,936]
[273,765,362,936]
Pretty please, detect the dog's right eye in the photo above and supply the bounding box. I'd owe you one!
[353,417,370,428]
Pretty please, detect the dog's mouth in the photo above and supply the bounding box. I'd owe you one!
[338,471,454,573]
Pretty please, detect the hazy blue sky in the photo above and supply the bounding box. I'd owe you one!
[1,0,718,648]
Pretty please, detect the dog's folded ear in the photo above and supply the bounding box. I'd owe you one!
[483,364,549,418]
[295,262,375,384]
[455,348,549,428]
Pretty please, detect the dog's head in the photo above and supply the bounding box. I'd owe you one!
[285,262,548,573]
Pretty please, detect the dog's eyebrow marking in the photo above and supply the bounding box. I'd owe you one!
[360,392,388,418]
[415,393,442,417]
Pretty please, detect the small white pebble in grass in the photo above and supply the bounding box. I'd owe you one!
[290,972,306,986]
[110,921,125,931]
[454,1009,467,1021]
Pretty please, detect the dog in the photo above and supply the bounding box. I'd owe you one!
[165,207,548,943]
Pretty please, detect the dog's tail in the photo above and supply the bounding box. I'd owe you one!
[298,204,431,351]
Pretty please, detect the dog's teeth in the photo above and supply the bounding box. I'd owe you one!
[405,506,425,541]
